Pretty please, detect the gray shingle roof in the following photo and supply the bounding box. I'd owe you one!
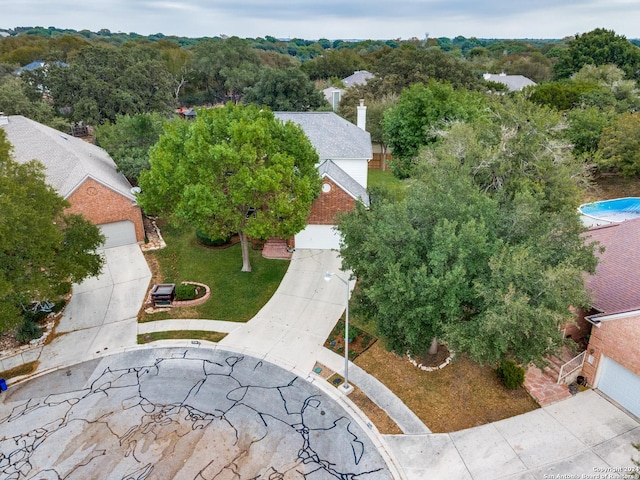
[484,73,537,91]
[1,115,135,200]
[342,70,374,88]
[274,111,372,160]
[318,159,369,207]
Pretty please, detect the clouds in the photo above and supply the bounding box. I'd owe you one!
[1,1,639,40]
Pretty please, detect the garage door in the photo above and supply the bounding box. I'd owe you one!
[295,225,341,250]
[98,220,137,249]
[598,356,640,418]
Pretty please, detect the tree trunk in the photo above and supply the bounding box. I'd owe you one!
[428,337,439,355]
[381,144,388,171]
[239,231,252,272]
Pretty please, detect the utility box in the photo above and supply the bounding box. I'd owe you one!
[150,283,176,307]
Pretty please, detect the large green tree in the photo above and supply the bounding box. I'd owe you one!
[338,97,598,366]
[554,28,640,81]
[137,104,321,272]
[243,67,326,111]
[372,46,482,94]
[0,130,104,333]
[189,37,262,105]
[598,111,640,176]
[382,80,488,178]
[46,43,174,124]
[95,112,167,184]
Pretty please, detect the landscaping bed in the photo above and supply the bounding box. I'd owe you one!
[323,319,376,360]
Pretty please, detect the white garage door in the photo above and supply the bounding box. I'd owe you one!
[99,220,137,249]
[295,225,341,250]
[598,356,640,418]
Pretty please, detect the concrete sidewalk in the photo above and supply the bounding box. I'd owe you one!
[385,389,640,480]
[138,318,242,335]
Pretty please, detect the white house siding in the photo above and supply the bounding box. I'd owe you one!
[329,158,368,188]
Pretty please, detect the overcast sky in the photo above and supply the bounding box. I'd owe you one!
[2,1,639,40]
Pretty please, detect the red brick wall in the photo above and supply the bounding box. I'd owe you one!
[562,308,593,342]
[65,178,145,243]
[307,177,356,225]
[581,314,640,385]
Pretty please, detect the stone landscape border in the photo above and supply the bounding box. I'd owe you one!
[171,281,211,307]
[407,350,455,372]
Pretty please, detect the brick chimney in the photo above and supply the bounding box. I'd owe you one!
[357,99,366,131]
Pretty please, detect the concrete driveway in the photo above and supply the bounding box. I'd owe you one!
[37,244,151,372]
[385,389,640,479]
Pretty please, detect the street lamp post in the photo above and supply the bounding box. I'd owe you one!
[324,271,354,394]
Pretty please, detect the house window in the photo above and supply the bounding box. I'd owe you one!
[322,183,332,193]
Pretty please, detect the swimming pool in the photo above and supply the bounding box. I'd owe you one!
[579,197,640,224]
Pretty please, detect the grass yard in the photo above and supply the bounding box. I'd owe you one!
[367,169,407,201]
[140,222,289,322]
[137,330,227,344]
[355,342,539,433]
[0,361,39,381]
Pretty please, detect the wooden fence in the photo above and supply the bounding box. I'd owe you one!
[369,152,393,170]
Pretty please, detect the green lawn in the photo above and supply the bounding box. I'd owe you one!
[367,169,407,201]
[141,223,289,322]
[137,330,227,344]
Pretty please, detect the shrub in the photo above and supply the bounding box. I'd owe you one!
[175,283,197,301]
[55,281,72,296]
[22,308,48,324]
[16,320,43,344]
[496,359,525,389]
[195,229,231,247]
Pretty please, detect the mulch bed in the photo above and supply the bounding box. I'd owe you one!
[414,344,451,368]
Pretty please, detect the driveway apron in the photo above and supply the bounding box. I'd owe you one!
[38,244,151,371]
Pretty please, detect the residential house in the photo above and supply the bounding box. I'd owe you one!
[322,70,374,111]
[578,219,640,418]
[0,115,144,249]
[483,72,536,92]
[275,105,371,250]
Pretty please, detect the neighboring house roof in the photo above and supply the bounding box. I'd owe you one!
[319,159,370,207]
[583,219,640,317]
[0,115,135,201]
[342,70,374,88]
[274,111,372,160]
[16,60,68,75]
[483,73,536,91]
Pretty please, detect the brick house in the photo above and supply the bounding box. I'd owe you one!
[1,115,144,248]
[275,108,372,250]
[579,219,640,418]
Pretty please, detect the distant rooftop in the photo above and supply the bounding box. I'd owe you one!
[483,73,536,91]
[342,70,374,88]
